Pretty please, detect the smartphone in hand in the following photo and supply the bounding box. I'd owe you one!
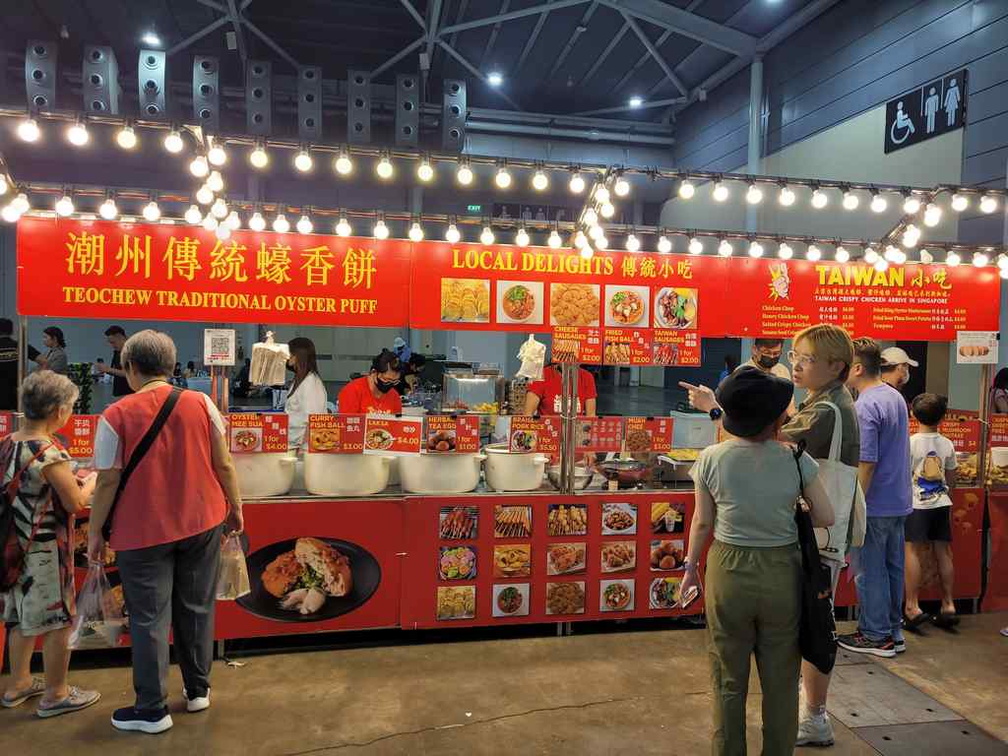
[679,584,700,609]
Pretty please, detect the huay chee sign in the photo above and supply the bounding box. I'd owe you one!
[884,69,967,154]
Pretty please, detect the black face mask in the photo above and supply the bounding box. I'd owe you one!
[758,355,780,370]
[375,378,397,394]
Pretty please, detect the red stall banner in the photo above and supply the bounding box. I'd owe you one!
[602,328,653,365]
[56,415,98,458]
[307,414,364,454]
[423,415,480,454]
[17,218,411,327]
[363,416,422,455]
[228,413,289,454]
[574,416,626,454]
[509,416,561,455]
[653,328,701,366]
[0,413,14,438]
[984,491,1008,611]
[624,417,674,454]
[551,326,602,364]
[907,418,980,451]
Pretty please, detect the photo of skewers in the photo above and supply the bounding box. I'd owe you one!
[439,506,478,540]
[494,505,532,539]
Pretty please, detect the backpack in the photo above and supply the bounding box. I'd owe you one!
[0,438,54,592]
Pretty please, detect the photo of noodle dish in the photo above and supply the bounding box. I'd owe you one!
[232,427,262,453]
[365,428,394,450]
[497,281,543,325]
[605,285,649,327]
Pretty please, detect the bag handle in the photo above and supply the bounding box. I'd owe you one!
[821,401,844,462]
[101,387,183,541]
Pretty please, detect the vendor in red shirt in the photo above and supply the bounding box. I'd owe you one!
[524,365,597,416]
[337,349,403,415]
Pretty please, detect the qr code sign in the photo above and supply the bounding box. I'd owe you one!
[203,329,236,366]
[211,335,230,356]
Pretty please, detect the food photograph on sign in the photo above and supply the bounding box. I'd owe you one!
[550,283,600,326]
[651,501,686,534]
[601,541,637,573]
[437,586,476,621]
[439,506,478,540]
[650,540,686,571]
[439,546,478,580]
[547,542,587,575]
[441,278,491,323]
[654,288,698,330]
[546,581,586,615]
[650,577,683,610]
[605,285,649,328]
[492,583,530,618]
[548,504,588,536]
[232,426,263,453]
[493,544,532,578]
[497,281,544,325]
[601,502,637,535]
[494,505,532,538]
[600,579,635,612]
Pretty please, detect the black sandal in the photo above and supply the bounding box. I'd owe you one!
[933,611,960,629]
[903,611,930,632]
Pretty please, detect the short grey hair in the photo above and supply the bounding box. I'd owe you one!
[121,329,177,378]
[21,370,79,420]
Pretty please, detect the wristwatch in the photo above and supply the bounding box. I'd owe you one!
[709,407,723,421]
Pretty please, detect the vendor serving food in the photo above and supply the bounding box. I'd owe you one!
[285,337,329,450]
[338,349,403,415]
[524,364,597,416]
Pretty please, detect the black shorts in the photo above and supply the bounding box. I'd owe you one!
[906,507,952,543]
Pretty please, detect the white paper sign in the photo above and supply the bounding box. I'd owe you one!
[203,329,237,366]
[955,331,998,364]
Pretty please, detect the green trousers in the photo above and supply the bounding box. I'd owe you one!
[705,539,802,756]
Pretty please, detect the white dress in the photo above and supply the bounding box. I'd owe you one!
[284,373,328,450]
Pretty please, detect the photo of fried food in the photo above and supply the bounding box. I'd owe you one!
[261,551,303,597]
[601,541,636,572]
[441,279,491,323]
[604,341,631,364]
[625,427,651,452]
[494,545,531,577]
[548,504,587,536]
[550,284,600,326]
[495,505,532,538]
[437,585,476,620]
[310,428,339,452]
[553,339,579,363]
[261,538,353,616]
[547,543,586,575]
[956,453,977,487]
[546,581,585,615]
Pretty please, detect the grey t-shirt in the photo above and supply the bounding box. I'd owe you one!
[45,347,68,375]
[692,439,819,548]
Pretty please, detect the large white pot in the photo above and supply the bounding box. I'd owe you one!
[399,453,484,494]
[234,453,297,498]
[484,443,549,492]
[304,453,393,496]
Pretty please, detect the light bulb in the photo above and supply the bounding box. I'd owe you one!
[373,219,389,240]
[589,224,604,241]
[202,214,219,231]
[456,163,474,185]
[532,170,549,191]
[580,246,594,260]
[55,195,74,217]
[335,217,352,237]
[163,130,184,154]
[923,203,942,227]
[0,176,6,196]
[196,186,214,205]
[334,151,354,175]
[142,201,161,222]
[207,144,227,166]
[811,189,828,209]
[99,198,118,220]
[745,184,763,204]
[973,252,990,268]
[874,258,889,273]
[215,223,232,241]
[998,255,1008,270]
[806,244,822,262]
[294,150,313,173]
[296,215,313,234]
[903,196,921,214]
[248,212,266,232]
[600,202,615,219]
[445,224,461,243]
[614,176,630,197]
[480,226,495,245]
[1001,267,1008,280]
[408,222,424,242]
[778,186,795,206]
[1,204,19,223]
[206,171,224,193]
[548,230,562,249]
[625,234,640,253]
[494,167,512,189]
[863,247,879,264]
[749,241,764,258]
[657,235,672,254]
[919,249,933,264]
[595,235,609,251]
[950,193,968,212]
[17,117,40,143]
[417,161,434,182]
[211,198,228,219]
[184,205,202,225]
[116,124,137,149]
[272,213,290,234]
[688,237,703,255]
[376,156,394,180]
[189,155,209,178]
[870,193,888,213]
[718,239,733,257]
[835,246,850,263]
[980,195,997,214]
[678,181,695,200]
[842,191,859,210]
[885,244,903,262]
[66,121,89,146]
[583,208,598,226]
[946,251,960,267]
[11,193,30,214]
[712,182,729,202]
[902,224,920,248]
[515,228,530,247]
[569,172,586,194]
[225,210,241,230]
[778,242,794,260]
[249,144,269,168]
[595,185,611,204]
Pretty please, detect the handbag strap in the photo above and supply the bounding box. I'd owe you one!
[821,400,843,462]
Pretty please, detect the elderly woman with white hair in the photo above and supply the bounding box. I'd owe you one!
[87,330,243,735]
[1,371,100,717]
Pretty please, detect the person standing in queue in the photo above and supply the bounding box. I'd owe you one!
[524,364,597,416]
[880,346,917,394]
[745,338,791,380]
[338,350,403,415]
[37,327,69,375]
[284,337,328,450]
[95,325,134,397]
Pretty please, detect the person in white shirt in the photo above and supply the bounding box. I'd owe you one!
[904,393,958,630]
[284,337,328,451]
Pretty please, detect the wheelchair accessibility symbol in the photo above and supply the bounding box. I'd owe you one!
[890,101,916,145]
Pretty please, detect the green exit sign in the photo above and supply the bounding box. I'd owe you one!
[466,204,483,213]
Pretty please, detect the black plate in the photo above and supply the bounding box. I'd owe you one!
[236,537,381,623]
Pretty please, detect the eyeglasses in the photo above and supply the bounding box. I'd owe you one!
[787,350,818,367]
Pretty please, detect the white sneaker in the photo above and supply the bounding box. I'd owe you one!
[182,686,210,713]
[796,713,835,747]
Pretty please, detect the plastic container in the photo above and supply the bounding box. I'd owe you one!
[670,410,717,449]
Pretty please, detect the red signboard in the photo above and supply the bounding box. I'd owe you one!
[575,416,625,454]
[653,329,701,366]
[509,416,561,456]
[0,413,14,438]
[907,418,980,452]
[990,415,1008,446]
[603,328,653,365]
[624,416,674,454]
[363,417,422,455]
[551,326,602,364]
[307,414,364,454]
[228,413,289,454]
[424,415,480,454]
[56,415,98,458]
[17,217,411,327]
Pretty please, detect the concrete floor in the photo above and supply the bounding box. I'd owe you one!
[1,615,1005,755]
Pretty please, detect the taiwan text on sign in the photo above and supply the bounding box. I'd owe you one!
[884,69,967,154]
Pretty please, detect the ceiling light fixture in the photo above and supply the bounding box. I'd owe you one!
[806,244,822,262]
[950,193,969,212]
[718,239,734,257]
[494,164,512,189]
[842,190,859,210]
[625,233,640,253]
[248,211,266,232]
[189,155,209,178]
[678,180,695,200]
[98,197,118,220]
[979,195,998,214]
[249,141,269,168]
[548,229,562,249]
[115,123,137,149]
[945,251,960,267]
[456,160,474,186]
[66,118,89,147]
[480,226,495,246]
[142,200,161,222]
[745,183,763,204]
[532,169,549,191]
[272,213,290,234]
[614,175,630,197]
[657,235,672,254]
[778,185,795,207]
[569,172,586,194]
[515,227,530,247]
[628,96,643,108]
[445,223,461,243]
[487,71,503,87]
[207,142,227,166]
[206,171,224,193]
[923,203,942,227]
[778,242,794,260]
[163,128,184,154]
[417,159,435,183]
[903,194,922,214]
[835,246,850,263]
[810,188,828,209]
[688,237,703,255]
[748,241,764,258]
[334,149,353,176]
[373,218,390,240]
[55,194,74,217]
[17,117,41,143]
[408,221,424,242]
[712,182,729,202]
[335,216,352,237]
[141,31,162,47]
[870,191,888,213]
[184,205,202,225]
[294,148,313,173]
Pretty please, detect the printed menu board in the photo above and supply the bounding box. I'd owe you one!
[603,328,652,365]
[307,414,364,454]
[424,415,480,453]
[56,415,98,458]
[990,415,1008,446]
[228,413,289,453]
[908,419,980,452]
[509,416,561,456]
[0,413,14,438]
[551,326,602,364]
[624,417,674,454]
[363,417,422,455]
[653,329,700,366]
[574,416,625,453]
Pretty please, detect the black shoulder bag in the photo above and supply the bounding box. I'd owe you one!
[793,440,838,675]
[101,387,183,541]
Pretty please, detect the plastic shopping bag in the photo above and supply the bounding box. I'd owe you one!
[516,335,546,381]
[216,533,251,600]
[69,563,126,650]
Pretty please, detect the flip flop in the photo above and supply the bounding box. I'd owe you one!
[1,677,46,708]
[933,612,960,630]
[903,611,930,632]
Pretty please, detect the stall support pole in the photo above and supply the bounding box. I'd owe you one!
[978,364,992,488]
[559,363,577,495]
[17,316,26,416]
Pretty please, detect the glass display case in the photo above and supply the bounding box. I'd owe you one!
[441,368,505,415]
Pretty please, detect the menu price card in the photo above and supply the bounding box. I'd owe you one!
[228,413,289,454]
[57,415,98,458]
[552,326,602,365]
[425,415,481,454]
[509,416,561,456]
[364,416,423,455]
[956,331,998,365]
[603,328,653,365]
[908,418,980,452]
[0,413,14,438]
[653,330,701,367]
[624,417,674,454]
[989,415,1008,446]
[308,414,364,454]
[574,416,625,453]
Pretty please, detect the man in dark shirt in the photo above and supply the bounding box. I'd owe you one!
[0,318,40,410]
[96,325,134,397]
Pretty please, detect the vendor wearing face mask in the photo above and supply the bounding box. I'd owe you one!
[745,338,791,380]
[338,349,403,415]
[880,347,917,393]
[285,337,329,450]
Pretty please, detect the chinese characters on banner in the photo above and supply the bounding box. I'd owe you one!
[575,416,626,453]
[624,417,674,454]
[551,327,603,364]
[363,417,422,455]
[56,415,98,458]
[990,415,1008,447]
[307,414,364,454]
[228,413,289,453]
[424,415,480,453]
[602,329,653,365]
[509,416,561,456]
[908,418,980,452]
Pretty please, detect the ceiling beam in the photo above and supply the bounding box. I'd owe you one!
[226,0,249,67]
[399,0,427,31]
[436,40,523,110]
[577,22,629,87]
[547,1,599,78]
[240,17,300,68]
[438,0,589,36]
[574,96,687,116]
[620,11,688,95]
[595,0,757,56]
[515,0,553,72]
[372,36,426,78]
[615,28,672,92]
[167,16,230,56]
[480,0,511,69]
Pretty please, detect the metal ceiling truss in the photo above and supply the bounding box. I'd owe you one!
[546,1,600,79]
[176,0,300,70]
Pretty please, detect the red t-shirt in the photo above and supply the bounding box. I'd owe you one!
[528,367,597,415]
[337,376,403,415]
